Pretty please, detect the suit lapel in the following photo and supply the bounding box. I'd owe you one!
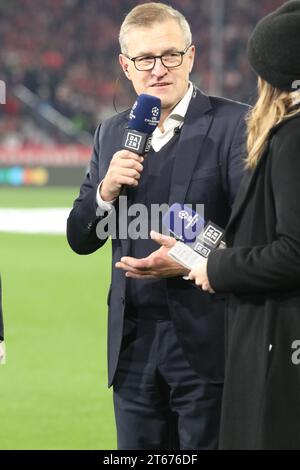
[168,88,213,205]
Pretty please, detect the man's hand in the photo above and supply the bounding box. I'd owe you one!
[115,230,189,279]
[100,150,144,201]
[188,259,215,293]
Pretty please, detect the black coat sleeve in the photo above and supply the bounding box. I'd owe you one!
[67,124,111,255]
[207,122,300,294]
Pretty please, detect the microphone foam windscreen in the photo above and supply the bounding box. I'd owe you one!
[128,94,161,134]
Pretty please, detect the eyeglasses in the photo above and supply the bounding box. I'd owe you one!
[124,45,192,71]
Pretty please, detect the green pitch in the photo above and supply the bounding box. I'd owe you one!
[0,188,116,449]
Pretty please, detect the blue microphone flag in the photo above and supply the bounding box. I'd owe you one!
[122,94,161,154]
[162,203,205,244]
[128,94,161,132]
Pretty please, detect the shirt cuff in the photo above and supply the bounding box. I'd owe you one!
[96,181,116,212]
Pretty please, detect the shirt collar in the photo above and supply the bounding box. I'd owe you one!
[168,81,194,122]
[156,82,194,134]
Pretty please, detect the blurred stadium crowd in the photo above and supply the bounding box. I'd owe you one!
[0,0,285,146]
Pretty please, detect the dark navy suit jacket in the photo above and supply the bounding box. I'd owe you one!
[67,87,249,387]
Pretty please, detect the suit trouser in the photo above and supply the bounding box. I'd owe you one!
[113,314,223,450]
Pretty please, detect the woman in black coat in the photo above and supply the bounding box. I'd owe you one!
[188,1,300,449]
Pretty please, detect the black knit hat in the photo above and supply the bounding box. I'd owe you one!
[247,0,300,91]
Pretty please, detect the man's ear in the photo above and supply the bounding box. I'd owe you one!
[188,45,196,73]
[119,54,131,79]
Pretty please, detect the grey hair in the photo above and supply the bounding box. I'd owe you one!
[119,2,192,54]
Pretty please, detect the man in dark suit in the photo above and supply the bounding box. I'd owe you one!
[0,275,5,364]
[67,2,248,449]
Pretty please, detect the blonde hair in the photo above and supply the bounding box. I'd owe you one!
[119,2,192,54]
[246,77,300,169]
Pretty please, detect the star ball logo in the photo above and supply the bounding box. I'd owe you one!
[152,106,160,120]
[178,210,199,229]
[179,210,189,220]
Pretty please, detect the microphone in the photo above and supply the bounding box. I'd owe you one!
[162,203,205,244]
[121,94,161,155]
[162,204,226,270]
[174,122,183,135]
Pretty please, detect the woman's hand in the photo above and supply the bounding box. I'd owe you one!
[188,259,215,293]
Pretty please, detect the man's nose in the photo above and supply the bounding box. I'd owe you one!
[151,58,168,76]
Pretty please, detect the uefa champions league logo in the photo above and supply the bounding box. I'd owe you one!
[178,210,199,229]
[178,210,189,220]
[152,106,160,120]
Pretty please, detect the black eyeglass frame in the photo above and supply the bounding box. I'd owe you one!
[124,44,192,71]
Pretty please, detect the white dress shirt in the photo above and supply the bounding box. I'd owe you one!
[96,82,194,210]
